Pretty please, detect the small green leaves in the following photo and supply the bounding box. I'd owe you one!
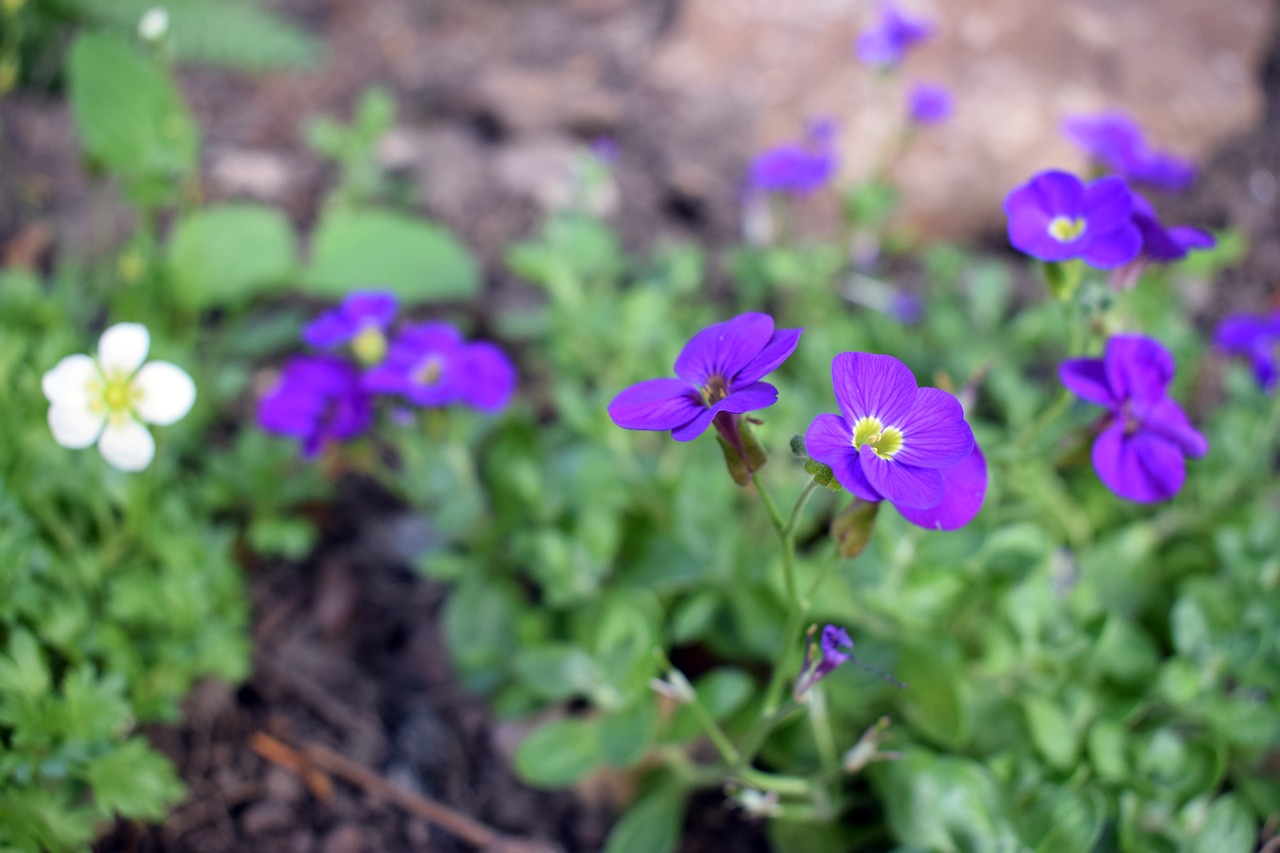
[513,717,604,788]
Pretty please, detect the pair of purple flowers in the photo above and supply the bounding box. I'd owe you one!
[258,291,515,457]
[607,313,987,531]
[1004,170,1214,272]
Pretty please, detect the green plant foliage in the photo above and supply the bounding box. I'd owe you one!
[65,31,197,206]
[303,208,481,304]
[167,204,297,309]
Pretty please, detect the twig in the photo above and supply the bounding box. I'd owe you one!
[254,653,385,752]
[249,732,334,801]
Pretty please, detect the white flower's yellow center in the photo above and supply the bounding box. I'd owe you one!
[852,415,904,460]
[351,325,387,365]
[88,370,142,425]
[414,355,444,386]
[1048,216,1087,243]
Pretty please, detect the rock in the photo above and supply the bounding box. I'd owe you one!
[208,147,294,201]
[649,0,1273,238]
[319,823,366,853]
[467,64,623,135]
[264,765,306,805]
[239,801,294,836]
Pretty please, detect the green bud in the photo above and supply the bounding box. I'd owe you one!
[802,457,835,487]
[831,499,880,559]
[789,434,807,458]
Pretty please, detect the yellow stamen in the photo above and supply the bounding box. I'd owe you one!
[852,415,904,460]
[1048,216,1087,242]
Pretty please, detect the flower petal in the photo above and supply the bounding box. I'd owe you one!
[98,323,150,375]
[133,361,196,425]
[805,414,881,501]
[608,378,704,432]
[674,313,773,385]
[1081,222,1142,269]
[733,326,803,385]
[894,387,974,468]
[1059,357,1116,406]
[1092,422,1185,503]
[1081,176,1133,233]
[98,417,156,471]
[859,447,943,509]
[831,352,918,427]
[1104,334,1174,404]
[42,354,99,407]
[668,381,779,442]
[48,404,105,449]
[896,444,988,530]
[461,342,516,413]
[1144,398,1208,458]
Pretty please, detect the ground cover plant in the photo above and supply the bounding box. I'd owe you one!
[1,1,1278,851]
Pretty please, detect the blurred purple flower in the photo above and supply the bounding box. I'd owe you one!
[591,137,619,165]
[793,625,854,698]
[1004,170,1141,268]
[1129,190,1215,262]
[303,291,398,362]
[364,322,516,413]
[1063,112,1196,191]
[857,2,933,67]
[889,291,924,324]
[1060,335,1207,502]
[747,119,838,196]
[608,312,802,444]
[805,353,985,528]
[1213,310,1280,392]
[257,355,373,458]
[907,83,952,125]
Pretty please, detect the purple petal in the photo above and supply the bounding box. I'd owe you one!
[303,291,398,348]
[1081,176,1133,233]
[303,311,361,349]
[1081,222,1142,268]
[1143,398,1208,457]
[894,387,974,468]
[734,327,803,385]
[342,291,398,326]
[831,352,918,428]
[669,382,779,441]
[1092,422,1186,503]
[1104,335,1175,404]
[1166,226,1214,253]
[1059,357,1116,406]
[1063,113,1143,165]
[896,444,988,530]
[674,313,773,385]
[859,447,944,509]
[805,413,882,501]
[461,342,516,413]
[1214,314,1272,353]
[608,378,704,432]
[1005,171,1089,262]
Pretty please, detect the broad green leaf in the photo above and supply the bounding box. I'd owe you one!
[877,751,1019,852]
[1186,795,1255,853]
[513,644,600,701]
[896,644,970,750]
[603,787,685,853]
[513,717,602,788]
[304,208,479,303]
[1023,696,1079,770]
[599,700,657,767]
[168,204,296,309]
[66,32,198,198]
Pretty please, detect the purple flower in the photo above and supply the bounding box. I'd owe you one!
[1063,112,1196,192]
[1004,170,1142,268]
[257,355,373,458]
[805,353,985,528]
[1213,310,1280,392]
[857,2,933,67]
[793,625,854,698]
[303,291,398,364]
[1129,190,1215,262]
[748,119,838,196]
[1060,335,1208,502]
[608,313,802,443]
[907,83,952,125]
[364,322,516,413]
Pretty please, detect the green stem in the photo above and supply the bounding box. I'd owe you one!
[807,687,841,779]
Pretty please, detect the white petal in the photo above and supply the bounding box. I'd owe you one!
[98,418,155,471]
[48,404,105,449]
[98,323,150,376]
[133,361,196,425]
[42,354,100,407]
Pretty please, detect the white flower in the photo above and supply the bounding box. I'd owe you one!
[138,6,170,42]
[42,323,196,471]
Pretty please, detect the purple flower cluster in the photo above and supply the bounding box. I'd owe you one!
[258,291,516,457]
[1214,310,1280,392]
[1060,335,1207,502]
[806,353,986,530]
[1063,112,1196,192]
[857,2,932,67]
[1004,170,1214,270]
[907,83,952,125]
[747,119,839,197]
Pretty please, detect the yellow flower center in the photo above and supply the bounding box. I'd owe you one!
[1048,216,1087,243]
[414,355,444,386]
[852,415,904,460]
[351,325,387,366]
[88,371,142,424]
[702,374,729,404]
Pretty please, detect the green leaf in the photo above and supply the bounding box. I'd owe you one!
[512,644,600,701]
[877,751,1019,851]
[1186,795,1256,853]
[82,738,186,820]
[513,717,603,788]
[1023,696,1079,771]
[896,644,970,749]
[304,208,479,304]
[167,204,296,309]
[603,787,686,853]
[0,629,49,701]
[66,32,198,198]
[599,700,657,767]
